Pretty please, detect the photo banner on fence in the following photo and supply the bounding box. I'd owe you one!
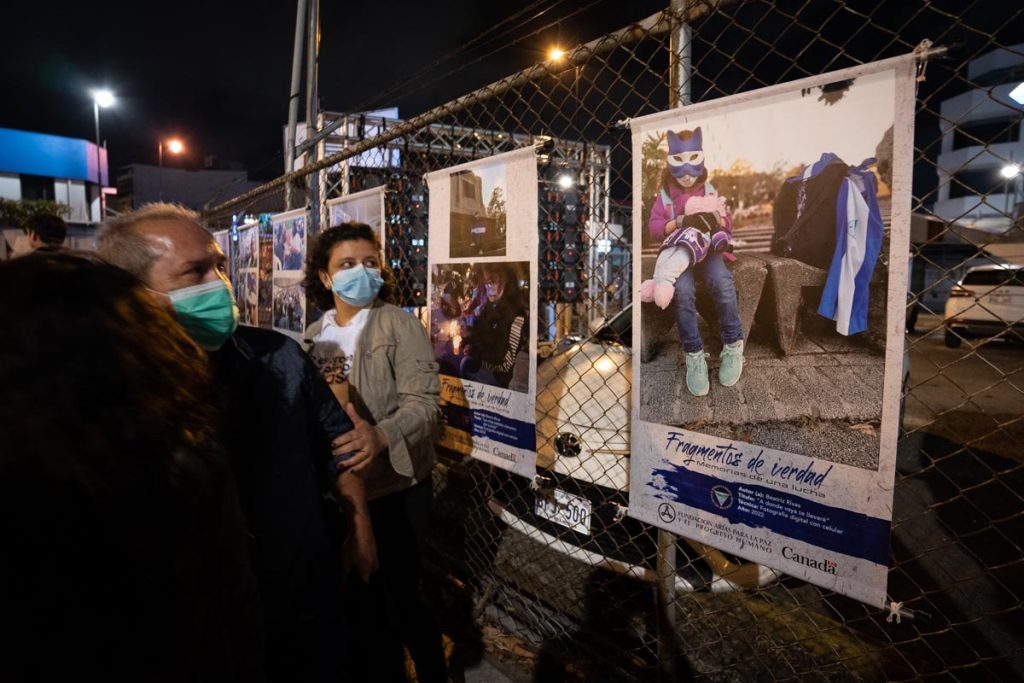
[627,55,917,607]
[235,222,259,327]
[326,186,387,243]
[270,209,307,341]
[426,146,539,477]
[213,229,231,273]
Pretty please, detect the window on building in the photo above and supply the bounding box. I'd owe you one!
[948,168,1008,199]
[952,117,1020,149]
[20,174,56,201]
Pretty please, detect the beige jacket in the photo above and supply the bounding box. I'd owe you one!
[304,301,440,500]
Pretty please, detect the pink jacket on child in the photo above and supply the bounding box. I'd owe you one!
[648,181,733,242]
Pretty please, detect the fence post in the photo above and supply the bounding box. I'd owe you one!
[657,1,691,680]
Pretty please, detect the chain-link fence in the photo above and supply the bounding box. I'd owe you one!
[205,1,1024,679]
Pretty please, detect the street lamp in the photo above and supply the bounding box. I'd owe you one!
[159,138,186,201]
[90,89,114,220]
[999,163,1020,179]
[548,47,566,62]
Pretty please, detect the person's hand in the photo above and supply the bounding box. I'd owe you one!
[331,403,388,474]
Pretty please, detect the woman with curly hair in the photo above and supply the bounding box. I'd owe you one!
[0,251,263,680]
[303,222,446,683]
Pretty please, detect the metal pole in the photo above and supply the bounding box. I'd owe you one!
[285,0,307,210]
[93,101,104,221]
[657,2,689,680]
[159,142,164,201]
[305,0,321,234]
[670,0,692,106]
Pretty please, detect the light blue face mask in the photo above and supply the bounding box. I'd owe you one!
[331,264,384,308]
[166,279,239,350]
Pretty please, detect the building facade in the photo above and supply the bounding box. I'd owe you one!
[0,127,110,243]
[115,164,260,213]
[934,43,1024,232]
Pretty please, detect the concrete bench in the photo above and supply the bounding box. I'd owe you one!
[640,251,888,361]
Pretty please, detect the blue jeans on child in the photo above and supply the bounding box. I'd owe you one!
[673,253,743,353]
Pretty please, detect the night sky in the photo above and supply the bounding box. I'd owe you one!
[2,0,665,179]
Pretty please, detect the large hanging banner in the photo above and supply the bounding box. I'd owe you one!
[426,146,538,477]
[235,222,259,326]
[628,56,916,607]
[326,186,387,242]
[270,209,307,341]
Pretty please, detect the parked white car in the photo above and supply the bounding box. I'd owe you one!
[479,307,778,593]
[943,264,1024,348]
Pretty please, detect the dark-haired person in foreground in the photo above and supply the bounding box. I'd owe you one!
[0,251,263,680]
[304,222,446,683]
[97,203,371,681]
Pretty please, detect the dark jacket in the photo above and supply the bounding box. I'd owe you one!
[210,326,354,628]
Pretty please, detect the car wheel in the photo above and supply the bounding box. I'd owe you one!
[944,328,962,348]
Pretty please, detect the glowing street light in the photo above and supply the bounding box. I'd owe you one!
[1000,163,1021,179]
[558,173,575,189]
[90,89,115,221]
[92,89,115,109]
[159,138,187,200]
[549,47,566,62]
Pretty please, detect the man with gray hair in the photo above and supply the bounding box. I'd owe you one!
[98,203,374,681]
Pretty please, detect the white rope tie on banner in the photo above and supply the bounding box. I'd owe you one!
[886,600,905,624]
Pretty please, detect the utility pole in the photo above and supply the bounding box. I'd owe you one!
[657,7,689,682]
[284,0,308,210]
[306,0,322,235]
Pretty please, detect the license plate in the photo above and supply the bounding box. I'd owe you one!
[535,488,592,535]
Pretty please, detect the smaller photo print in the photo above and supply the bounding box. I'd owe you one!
[272,272,306,335]
[431,261,530,393]
[330,190,384,239]
[449,162,508,258]
[273,215,306,271]
[258,237,273,328]
[213,229,231,264]
[236,269,258,326]
[238,225,258,269]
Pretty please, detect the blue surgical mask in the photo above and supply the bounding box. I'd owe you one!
[331,265,384,307]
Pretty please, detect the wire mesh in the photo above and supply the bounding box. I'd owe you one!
[205,1,1024,679]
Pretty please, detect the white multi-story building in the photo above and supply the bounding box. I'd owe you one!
[934,43,1024,233]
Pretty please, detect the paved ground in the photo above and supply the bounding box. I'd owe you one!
[904,313,1024,461]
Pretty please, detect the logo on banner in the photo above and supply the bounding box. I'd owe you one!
[710,485,734,510]
[782,546,838,575]
[658,502,677,524]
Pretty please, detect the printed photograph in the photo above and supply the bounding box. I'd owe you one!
[213,230,231,266]
[258,236,273,328]
[638,69,899,470]
[236,269,258,326]
[431,261,530,393]
[238,225,258,269]
[273,215,306,271]
[449,162,508,258]
[330,192,383,239]
[272,272,306,334]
